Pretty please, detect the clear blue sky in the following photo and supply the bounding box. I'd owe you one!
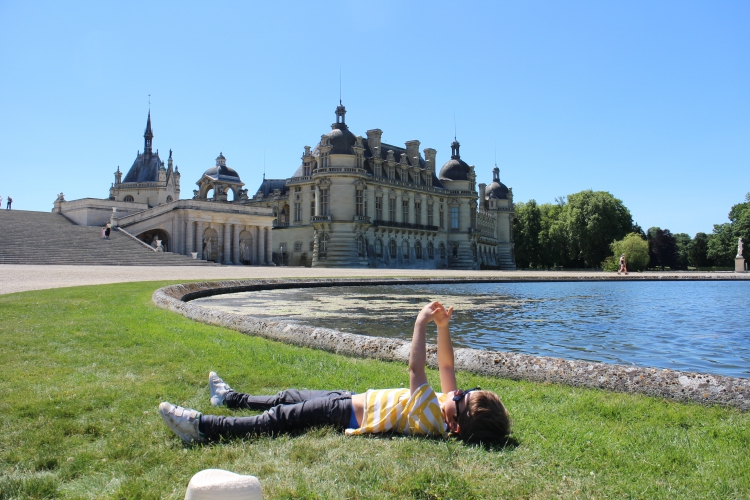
[1,0,747,237]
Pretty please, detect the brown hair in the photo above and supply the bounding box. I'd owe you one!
[457,390,511,444]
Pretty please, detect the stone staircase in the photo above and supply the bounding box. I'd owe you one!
[0,210,218,266]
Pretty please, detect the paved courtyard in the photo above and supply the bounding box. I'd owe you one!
[1,264,747,295]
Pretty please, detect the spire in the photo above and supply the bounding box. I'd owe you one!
[144,111,154,156]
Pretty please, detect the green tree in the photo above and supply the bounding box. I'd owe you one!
[707,223,735,265]
[610,233,650,272]
[673,233,691,270]
[688,232,711,267]
[512,200,542,269]
[563,190,633,267]
[647,227,678,270]
[728,197,750,260]
[538,202,568,268]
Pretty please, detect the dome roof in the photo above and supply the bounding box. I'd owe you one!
[203,153,242,183]
[325,123,356,155]
[487,181,510,200]
[438,139,471,181]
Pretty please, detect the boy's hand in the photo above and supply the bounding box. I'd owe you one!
[417,301,451,324]
[433,304,453,328]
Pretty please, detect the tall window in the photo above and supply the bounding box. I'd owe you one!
[439,205,444,229]
[320,189,329,216]
[389,198,396,222]
[402,240,409,260]
[402,200,409,223]
[427,241,434,259]
[415,241,422,259]
[294,241,302,252]
[414,201,421,225]
[375,238,383,257]
[319,233,329,258]
[389,239,397,259]
[356,189,364,216]
[357,235,365,256]
[303,162,311,176]
[427,204,434,227]
[375,196,383,221]
[439,242,446,260]
[310,195,315,218]
[450,206,459,229]
[294,203,302,222]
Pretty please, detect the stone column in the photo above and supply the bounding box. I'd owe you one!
[367,186,375,221]
[223,223,232,264]
[407,192,414,224]
[265,227,273,265]
[314,185,321,216]
[396,191,403,223]
[232,224,240,264]
[185,220,194,256]
[258,226,266,265]
[196,222,204,260]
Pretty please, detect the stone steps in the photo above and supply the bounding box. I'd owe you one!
[0,210,218,266]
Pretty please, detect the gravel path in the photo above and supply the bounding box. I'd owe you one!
[1,264,747,295]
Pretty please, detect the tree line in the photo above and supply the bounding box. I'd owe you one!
[513,190,750,271]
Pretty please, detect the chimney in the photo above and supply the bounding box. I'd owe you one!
[423,148,437,173]
[405,140,420,166]
[366,129,383,158]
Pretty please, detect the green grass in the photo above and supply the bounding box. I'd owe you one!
[0,281,749,499]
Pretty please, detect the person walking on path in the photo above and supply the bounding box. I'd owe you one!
[5,197,11,210]
[104,224,111,239]
[617,253,628,275]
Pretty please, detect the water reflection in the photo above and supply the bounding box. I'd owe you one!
[194,281,750,378]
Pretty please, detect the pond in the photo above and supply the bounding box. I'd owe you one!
[194,281,750,378]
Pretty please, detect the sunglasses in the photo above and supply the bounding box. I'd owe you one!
[453,387,481,421]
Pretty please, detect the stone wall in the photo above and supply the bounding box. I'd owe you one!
[152,278,750,411]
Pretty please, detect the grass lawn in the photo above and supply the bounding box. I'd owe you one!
[0,281,748,499]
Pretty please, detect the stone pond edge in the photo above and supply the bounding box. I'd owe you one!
[152,277,750,411]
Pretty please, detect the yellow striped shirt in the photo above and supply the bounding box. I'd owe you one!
[344,384,449,437]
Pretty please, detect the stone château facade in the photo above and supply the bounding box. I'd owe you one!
[246,103,515,269]
[55,113,275,265]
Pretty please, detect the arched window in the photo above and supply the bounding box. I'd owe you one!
[166,196,173,203]
[414,241,422,260]
[427,241,434,259]
[124,195,134,202]
[402,240,409,261]
[389,239,397,259]
[357,235,366,257]
[374,238,383,257]
[439,242,446,260]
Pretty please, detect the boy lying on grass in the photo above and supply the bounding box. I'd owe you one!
[159,301,511,445]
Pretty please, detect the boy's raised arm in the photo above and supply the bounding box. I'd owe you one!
[409,302,438,394]
[434,304,457,394]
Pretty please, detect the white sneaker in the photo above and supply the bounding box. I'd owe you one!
[158,402,205,444]
[209,371,233,406]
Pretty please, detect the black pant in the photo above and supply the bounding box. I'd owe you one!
[199,389,354,440]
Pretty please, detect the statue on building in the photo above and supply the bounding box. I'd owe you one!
[203,236,212,259]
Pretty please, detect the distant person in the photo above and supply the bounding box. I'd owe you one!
[101,227,107,239]
[6,197,11,210]
[159,302,511,446]
[617,253,628,275]
[105,224,111,239]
